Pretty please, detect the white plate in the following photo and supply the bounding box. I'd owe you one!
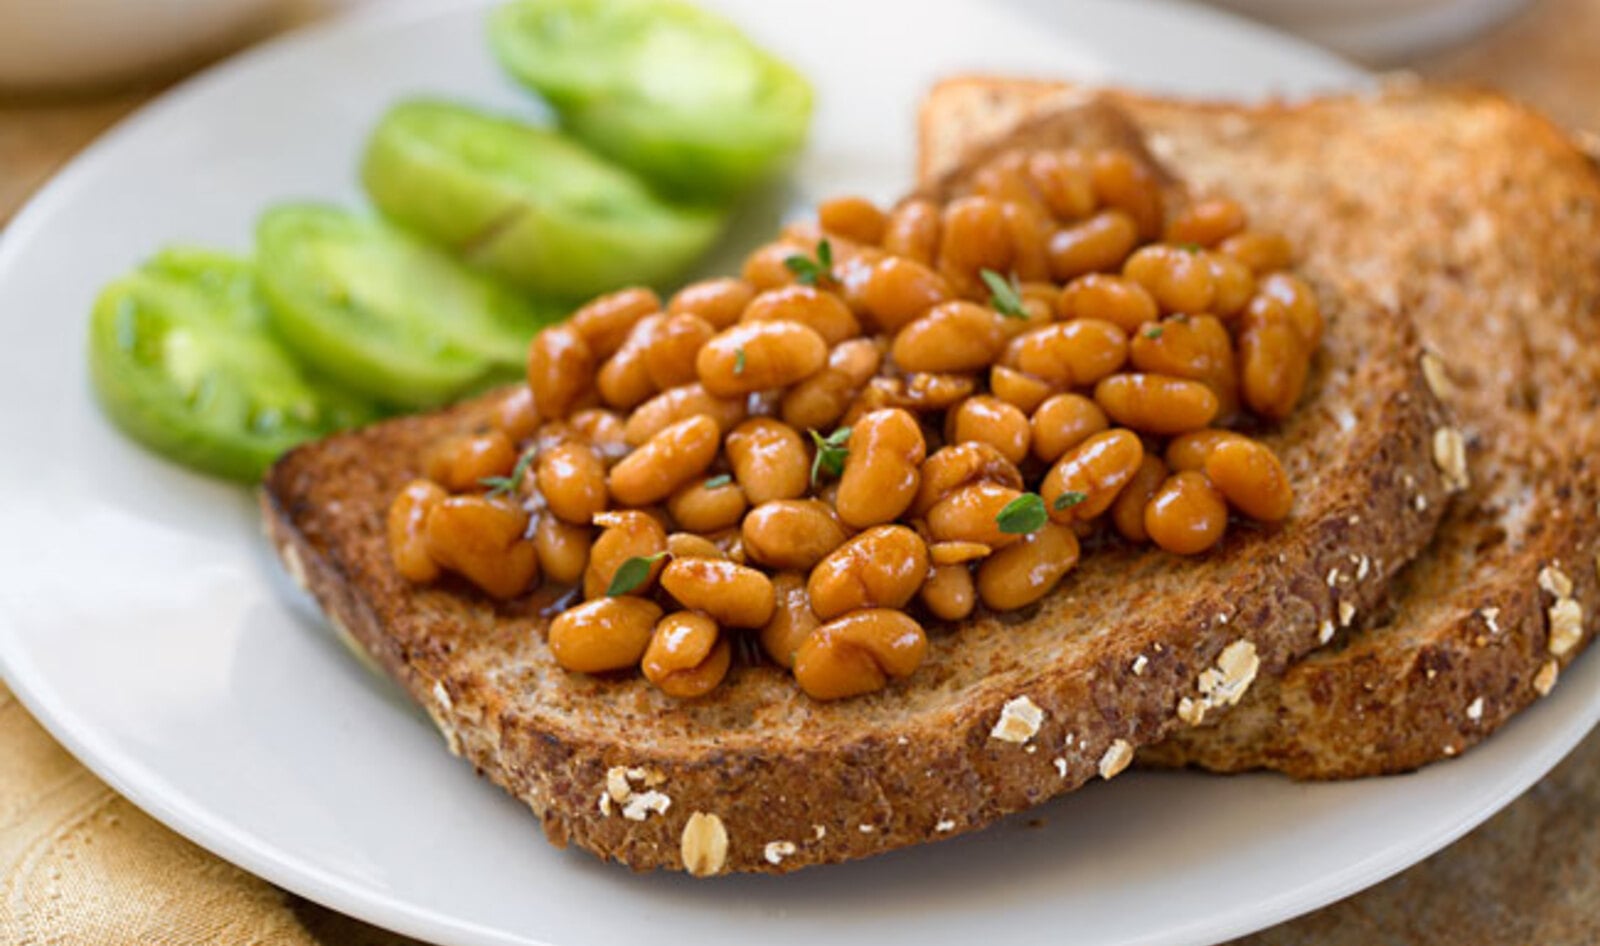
[1,2,1594,945]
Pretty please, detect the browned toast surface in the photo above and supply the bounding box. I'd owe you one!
[921,78,1600,778]
[262,99,1455,873]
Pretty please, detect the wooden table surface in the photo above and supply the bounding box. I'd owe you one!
[2,1,1598,943]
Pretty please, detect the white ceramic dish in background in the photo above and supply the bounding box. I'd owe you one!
[0,0,283,90]
[0,1,1595,945]
[1208,0,1532,61]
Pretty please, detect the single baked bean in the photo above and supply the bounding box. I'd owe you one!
[1056,274,1159,333]
[570,287,660,360]
[760,571,820,668]
[781,338,882,431]
[1030,392,1110,463]
[1004,319,1129,388]
[926,481,1026,548]
[1094,373,1220,435]
[388,479,446,582]
[643,611,731,699]
[1165,428,1249,471]
[835,408,927,527]
[913,441,1023,516]
[583,510,667,599]
[549,596,662,674]
[660,557,776,628]
[425,429,516,492]
[725,418,810,504]
[527,324,594,420]
[882,198,943,266]
[742,240,805,290]
[536,441,608,524]
[1145,471,1229,555]
[1205,438,1294,522]
[970,151,1044,212]
[741,285,861,346]
[1239,320,1311,420]
[1048,210,1139,281]
[1123,245,1216,314]
[624,383,748,446]
[568,408,629,460]
[1111,454,1168,543]
[1219,231,1293,273]
[1041,428,1146,522]
[666,476,748,533]
[852,256,951,333]
[741,499,850,571]
[938,196,1010,294]
[596,313,664,409]
[494,386,540,441]
[921,563,977,621]
[668,277,756,330]
[976,521,1081,611]
[792,609,928,700]
[696,320,828,397]
[608,414,720,507]
[1253,272,1323,348]
[990,365,1054,414]
[928,540,992,565]
[1027,148,1097,221]
[534,515,592,584]
[1164,197,1247,247]
[892,301,1009,374]
[1091,149,1164,239]
[643,311,715,390]
[807,525,930,619]
[819,195,888,245]
[946,395,1031,465]
[666,531,728,561]
[1207,253,1256,317]
[424,495,538,600]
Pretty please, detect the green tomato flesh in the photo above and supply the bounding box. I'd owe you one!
[256,204,562,408]
[88,248,377,482]
[362,99,724,299]
[489,0,813,199]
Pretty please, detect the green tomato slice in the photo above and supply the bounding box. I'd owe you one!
[489,0,813,199]
[362,99,724,299]
[87,248,377,482]
[256,204,562,408]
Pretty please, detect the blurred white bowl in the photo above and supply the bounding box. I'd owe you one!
[1210,0,1531,61]
[0,0,284,91]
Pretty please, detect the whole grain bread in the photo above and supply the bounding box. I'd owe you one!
[920,77,1600,778]
[261,100,1455,873]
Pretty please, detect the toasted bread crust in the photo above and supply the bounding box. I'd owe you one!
[920,77,1600,779]
[262,96,1455,872]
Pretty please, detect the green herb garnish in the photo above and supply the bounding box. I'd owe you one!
[1143,325,1164,340]
[606,551,669,597]
[783,239,835,287]
[1175,242,1203,254]
[480,448,536,500]
[1053,490,1088,512]
[980,268,1028,320]
[809,426,852,485]
[734,347,747,375]
[996,492,1048,535]
[704,473,733,489]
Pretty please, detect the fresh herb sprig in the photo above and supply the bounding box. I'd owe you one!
[480,449,536,500]
[784,239,835,287]
[1053,490,1088,512]
[704,473,733,490]
[809,426,852,485]
[606,551,669,597]
[980,268,1028,320]
[996,492,1048,535]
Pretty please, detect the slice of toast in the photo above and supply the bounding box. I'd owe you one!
[919,77,1600,778]
[262,100,1454,873]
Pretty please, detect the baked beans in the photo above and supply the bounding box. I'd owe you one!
[395,143,1320,700]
